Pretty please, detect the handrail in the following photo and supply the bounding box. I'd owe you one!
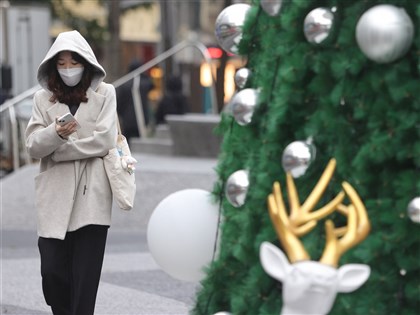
[0,84,41,113]
[113,39,218,138]
[0,40,217,112]
[0,39,218,171]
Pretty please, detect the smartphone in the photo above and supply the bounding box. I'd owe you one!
[57,113,81,129]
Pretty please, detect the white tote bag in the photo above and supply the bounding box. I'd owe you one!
[103,118,137,210]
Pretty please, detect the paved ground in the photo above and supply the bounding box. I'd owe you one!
[1,153,218,315]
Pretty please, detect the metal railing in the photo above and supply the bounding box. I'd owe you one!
[0,40,217,172]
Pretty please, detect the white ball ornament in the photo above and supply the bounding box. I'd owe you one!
[229,88,260,126]
[225,169,249,207]
[282,140,316,178]
[234,67,252,89]
[303,7,335,44]
[407,197,420,224]
[147,189,220,282]
[261,0,283,17]
[214,3,251,55]
[356,4,414,63]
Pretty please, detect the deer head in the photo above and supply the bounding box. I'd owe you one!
[259,159,371,315]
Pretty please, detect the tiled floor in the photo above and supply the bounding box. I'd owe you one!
[1,153,218,315]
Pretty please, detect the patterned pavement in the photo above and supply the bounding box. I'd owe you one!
[1,153,218,315]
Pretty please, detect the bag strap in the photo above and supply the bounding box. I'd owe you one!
[116,114,122,136]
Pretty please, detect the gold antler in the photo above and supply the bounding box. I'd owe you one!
[268,181,309,262]
[267,159,345,263]
[320,182,371,267]
[267,158,370,267]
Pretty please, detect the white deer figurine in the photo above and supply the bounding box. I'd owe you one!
[260,159,371,315]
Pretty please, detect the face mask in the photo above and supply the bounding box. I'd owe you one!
[57,67,84,87]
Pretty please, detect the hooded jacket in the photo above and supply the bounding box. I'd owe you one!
[25,30,117,239]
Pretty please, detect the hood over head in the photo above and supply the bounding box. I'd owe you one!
[37,30,106,91]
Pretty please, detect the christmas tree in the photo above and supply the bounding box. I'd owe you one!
[192,1,420,314]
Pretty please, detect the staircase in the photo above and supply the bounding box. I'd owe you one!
[130,124,174,156]
[129,114,222,158]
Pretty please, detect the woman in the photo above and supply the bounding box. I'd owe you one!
[25,30,117,315]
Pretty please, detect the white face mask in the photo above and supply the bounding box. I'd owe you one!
[57,67,84,87]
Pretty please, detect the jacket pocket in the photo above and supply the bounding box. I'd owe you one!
[34,163,75,239]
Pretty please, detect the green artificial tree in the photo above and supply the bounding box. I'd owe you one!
[193,1,419,314]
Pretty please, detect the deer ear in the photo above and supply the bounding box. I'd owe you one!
[337,264,371,293]
[259,242,292,281]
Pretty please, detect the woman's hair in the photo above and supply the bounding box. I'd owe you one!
[47,51,94,104]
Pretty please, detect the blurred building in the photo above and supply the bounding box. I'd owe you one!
[0,0,249,173]
[2,0,248,112]
[0,1,50,98]
[115,0,247,113]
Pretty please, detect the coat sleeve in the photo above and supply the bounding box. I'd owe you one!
[51,84,118,162]
[25,91,67,159]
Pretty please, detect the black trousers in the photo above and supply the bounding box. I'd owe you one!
[38,225,109,315]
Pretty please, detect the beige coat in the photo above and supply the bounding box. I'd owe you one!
[25,31,117,239]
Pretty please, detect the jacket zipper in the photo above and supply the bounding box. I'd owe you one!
[74,162,88,198]
[83,165,88,195]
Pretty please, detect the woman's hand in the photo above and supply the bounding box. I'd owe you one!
[55,118,78,139]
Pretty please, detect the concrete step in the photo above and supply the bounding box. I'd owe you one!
[166,114,221,158]
[154,124,170,139]
[130,137,173,156]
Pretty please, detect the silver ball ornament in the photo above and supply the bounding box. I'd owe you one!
[225,170,249,207]
[229,88,260,126]
[407,197,420,224]
[282,140,316,178]
[215,3,251,55]
[234,68,252,89]
[261,0,283,17]
[303,7,335,44]
[356,4,414,63]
